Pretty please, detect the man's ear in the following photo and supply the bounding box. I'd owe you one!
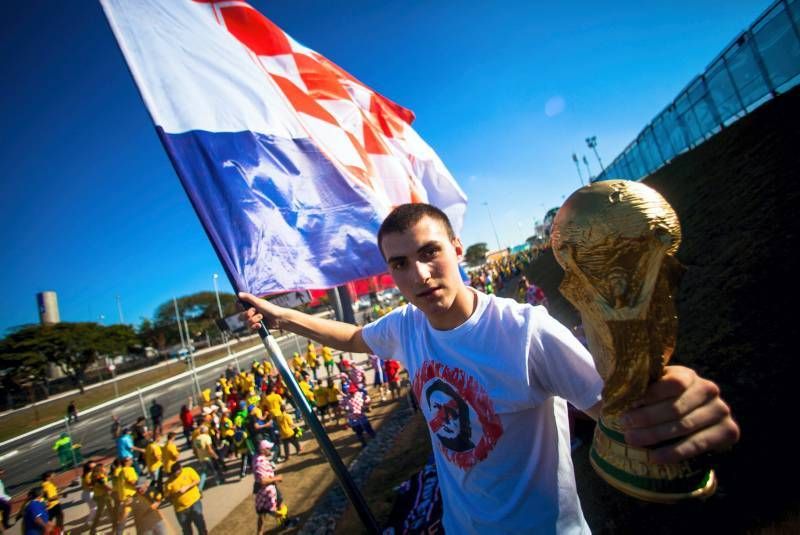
[453,237,464,257]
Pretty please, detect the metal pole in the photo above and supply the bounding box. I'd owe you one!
[111,365,119,399]
[255,322,379,532]
[173,297,187,349]
[137,388,148,421]
[116,295,125,324]
[582,155,592,181]
[572,153,584,186]
[482,202,502,251]
[214,273,238,371]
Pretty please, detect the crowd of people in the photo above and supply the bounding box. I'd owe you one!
[5,339,408,535]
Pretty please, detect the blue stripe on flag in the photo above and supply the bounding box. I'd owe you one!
[158,128,389,295]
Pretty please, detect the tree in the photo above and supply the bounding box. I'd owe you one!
[0,324,52,402]
[464,242,488,267]
[0,323,139,395]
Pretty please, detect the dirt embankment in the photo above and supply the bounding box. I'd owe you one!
[527,85,800,533]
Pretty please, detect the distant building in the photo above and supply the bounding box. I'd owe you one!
[37,291,60,325]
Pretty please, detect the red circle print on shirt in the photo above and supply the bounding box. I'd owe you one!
[413,360,503,470]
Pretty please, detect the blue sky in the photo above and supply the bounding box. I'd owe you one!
[0,1,766,333]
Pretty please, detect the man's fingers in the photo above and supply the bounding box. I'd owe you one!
[624,397,732,447]
[622,367,719,429]
[647,415,740,464]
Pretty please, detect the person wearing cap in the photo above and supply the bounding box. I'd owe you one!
[162,462,207,535]
[322,345,336,378]
[305,341,320,381]
[342,383,375,447]
[290,352,305,374]
[252,440,297,533]
[275,402,303,460]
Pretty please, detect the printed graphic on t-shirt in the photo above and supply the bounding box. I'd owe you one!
[413,360,503,469]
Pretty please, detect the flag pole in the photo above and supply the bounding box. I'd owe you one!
[250,315,380,533]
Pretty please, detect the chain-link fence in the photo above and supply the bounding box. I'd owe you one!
[595,0,800,183]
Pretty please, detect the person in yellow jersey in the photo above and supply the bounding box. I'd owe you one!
[313,380,329,422]
[275,403,303,460]
[264,386,283,418]
[325,378,343,424]
[115,455,139,534]
[41,470,64,533]
[80,461,98,527]
[145,429,164,493]
[290,352,305,374]
[297,372,316,407]
[162,462,207,535]
[89,462,117,534]
[305,341,320,380]
[321,345,336,378]
[163,432,180,477]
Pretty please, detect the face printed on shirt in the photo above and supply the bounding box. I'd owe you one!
[426,381,475,452]
[415,361,503,470]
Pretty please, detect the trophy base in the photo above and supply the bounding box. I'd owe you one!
[590,417,717,504]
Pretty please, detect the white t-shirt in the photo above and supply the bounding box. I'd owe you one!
[362,289,603,534]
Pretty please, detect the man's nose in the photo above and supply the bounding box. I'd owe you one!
[413,261,432,283]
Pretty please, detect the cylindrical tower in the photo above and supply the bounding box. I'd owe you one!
[36,291,60,325]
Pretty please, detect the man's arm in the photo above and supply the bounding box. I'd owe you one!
[584,366,740,464]
[239,292,371,354]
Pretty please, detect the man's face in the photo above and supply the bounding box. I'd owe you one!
[381,216,465,321]
[429,390,460,440]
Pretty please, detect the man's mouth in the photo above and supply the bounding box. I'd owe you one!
[417,286,442,298]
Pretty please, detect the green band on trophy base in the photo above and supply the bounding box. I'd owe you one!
[590,418,717,503]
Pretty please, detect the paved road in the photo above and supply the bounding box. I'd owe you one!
[0,330,367,497]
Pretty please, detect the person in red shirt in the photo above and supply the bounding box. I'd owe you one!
[384,358,401,400]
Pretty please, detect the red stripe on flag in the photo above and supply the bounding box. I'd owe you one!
[220,5,292,56]
[294,53,351,101]
[271,74,339,125]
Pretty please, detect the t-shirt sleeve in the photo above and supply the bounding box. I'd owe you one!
[360,306,407,362]
[527,307,603,411]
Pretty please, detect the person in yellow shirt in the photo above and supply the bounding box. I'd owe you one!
[322,345,336,378]
[305,342,320,380]
[290,352,305,373]
[163,462,207,535]
[144,429,164,493]
[297,373,316,407]
[313,381,329,422]
[163,432,181,476]
[116,455,139,533]
[275,405,303,460]
[89,463,117,534]
[325,379,343,424]
[80,461,98,527]
[41,470,64,532]
[264,386,283,418]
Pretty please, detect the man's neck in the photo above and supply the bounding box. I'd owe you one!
[426,284,478,331]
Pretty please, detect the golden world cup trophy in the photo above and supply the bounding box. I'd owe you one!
[551,179,716,503]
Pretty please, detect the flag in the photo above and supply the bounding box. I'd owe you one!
[100,0,468,295]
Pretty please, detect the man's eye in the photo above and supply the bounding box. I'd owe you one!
[421,248,439,260]
[390,260,406,270]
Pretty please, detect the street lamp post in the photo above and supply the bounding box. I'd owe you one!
[116,295,125,324]
[482,201,503,251]
[571,153,584,186]
[213,273,239,372]
[585,136,605,174]
[582,155,593,181]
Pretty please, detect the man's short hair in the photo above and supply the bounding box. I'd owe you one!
[377,203,455,258]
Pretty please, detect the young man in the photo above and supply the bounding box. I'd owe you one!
[239,203,740,533]
[40,471,64,533]
[21,487,50,535]
[162,462,208,535]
